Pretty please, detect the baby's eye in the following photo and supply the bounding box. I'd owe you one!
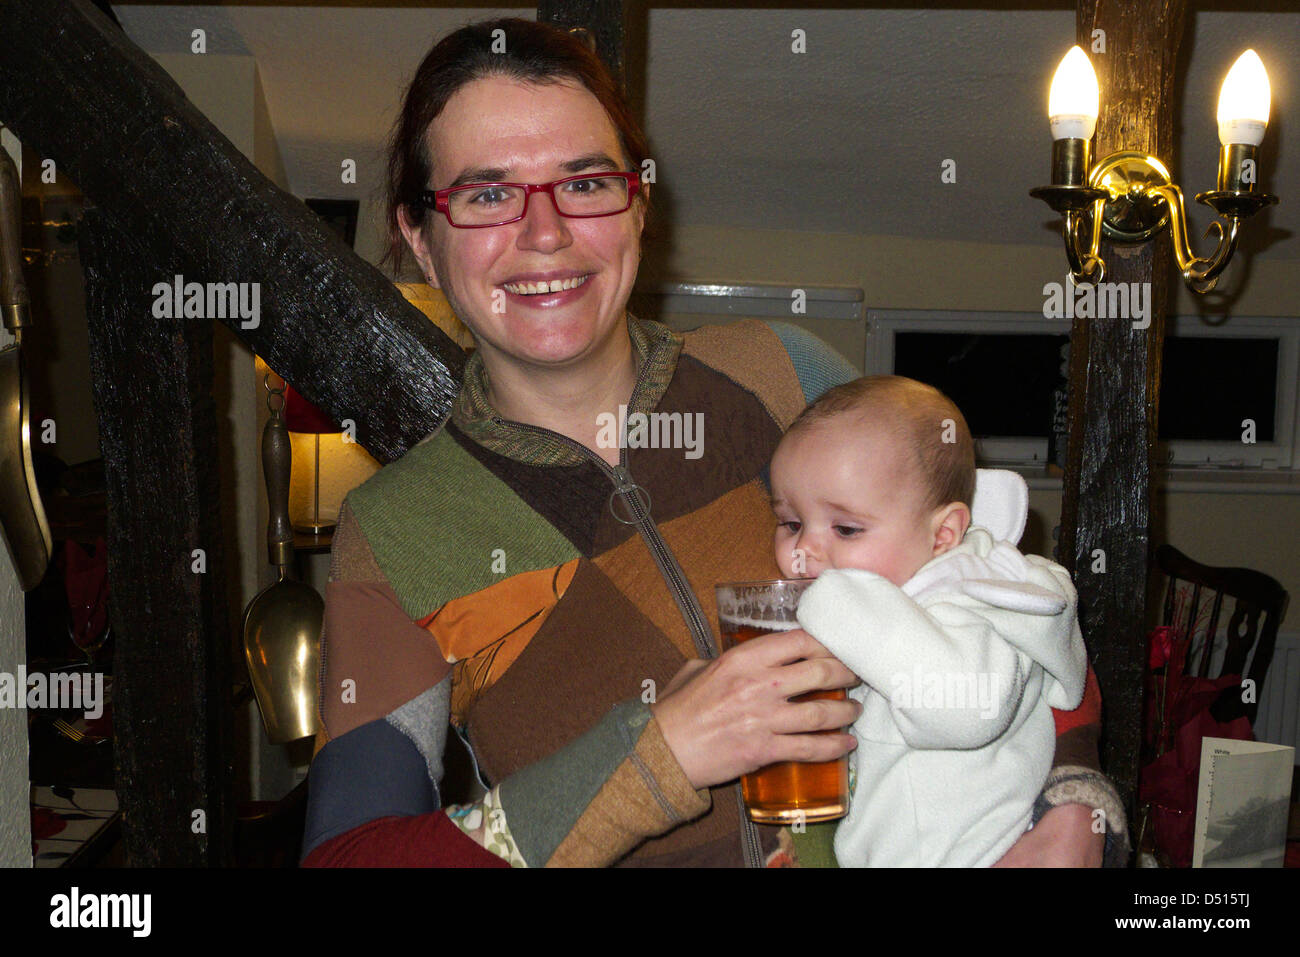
[777,521,801,534]
[833,525,863,538]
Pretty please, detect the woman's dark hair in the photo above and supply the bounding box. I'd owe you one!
[383,17,652,276]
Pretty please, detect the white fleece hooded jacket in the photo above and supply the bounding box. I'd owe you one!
[795,475,1087,867]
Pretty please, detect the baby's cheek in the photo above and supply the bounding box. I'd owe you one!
[772,537,794,577]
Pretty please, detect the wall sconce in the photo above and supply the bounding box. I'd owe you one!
[1031,47,1277,293]
[282,382,342,537]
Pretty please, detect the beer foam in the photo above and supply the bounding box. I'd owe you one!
[719,617,800,632]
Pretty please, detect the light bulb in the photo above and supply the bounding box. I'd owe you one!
[1217,49,1271,146]
[1048,46,1100,141]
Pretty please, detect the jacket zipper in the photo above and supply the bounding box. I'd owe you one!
[489,394,764,867]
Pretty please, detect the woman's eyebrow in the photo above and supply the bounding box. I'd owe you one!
[560,153,622,173]
[447,166,511,189]
[446,153,623,189]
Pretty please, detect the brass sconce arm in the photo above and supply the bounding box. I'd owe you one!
[1032,151,1277,293]
[1148,183,1239,293]
[1061,201,1107,285]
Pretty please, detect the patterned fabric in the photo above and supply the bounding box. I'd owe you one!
[302,314,1117,868]
[446,786,527,867]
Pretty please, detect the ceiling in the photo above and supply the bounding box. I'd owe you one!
[111,4,1298,263]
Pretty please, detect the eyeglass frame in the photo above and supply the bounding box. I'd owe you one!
[417,171,642,229]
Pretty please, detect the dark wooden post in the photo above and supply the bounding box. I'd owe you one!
[538,0,629,93]
[79,209,235,865]
[1057,0,1186,815]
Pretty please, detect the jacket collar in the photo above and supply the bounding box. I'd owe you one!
[450,313,683,466]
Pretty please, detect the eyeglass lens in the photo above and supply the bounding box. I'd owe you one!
[447,174,631,226]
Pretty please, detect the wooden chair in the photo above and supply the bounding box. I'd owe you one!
[1154,544,1289,727]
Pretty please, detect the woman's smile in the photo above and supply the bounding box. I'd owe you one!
[499,271,594,307]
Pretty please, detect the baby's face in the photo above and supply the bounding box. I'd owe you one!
[770,415,941,586]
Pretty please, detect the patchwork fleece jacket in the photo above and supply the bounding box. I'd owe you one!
[300,315,1126,867]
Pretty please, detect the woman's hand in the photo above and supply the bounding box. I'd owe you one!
[992,803,1106,867]
[650,628,861,790]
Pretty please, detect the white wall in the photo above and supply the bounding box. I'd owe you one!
[0,126,30,867]
[0,515,27,867]
[0,325,30,867]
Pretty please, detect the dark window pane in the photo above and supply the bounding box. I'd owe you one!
[1158,337,1277,442]
[894,333,1068,438]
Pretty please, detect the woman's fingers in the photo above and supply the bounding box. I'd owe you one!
[651,629,862,789]
[767,730,860,765]
[724,630,859,698]
[766,693,860,736]
[734,627,840,667]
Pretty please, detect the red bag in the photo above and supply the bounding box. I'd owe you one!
[1138,674,1253,868]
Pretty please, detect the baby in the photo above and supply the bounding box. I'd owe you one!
[769,375,1087,867]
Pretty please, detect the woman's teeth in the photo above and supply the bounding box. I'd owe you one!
[502,275,590,296]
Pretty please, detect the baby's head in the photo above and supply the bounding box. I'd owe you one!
[770,376,975,586]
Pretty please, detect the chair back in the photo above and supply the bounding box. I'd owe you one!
[1154,544,1289,725]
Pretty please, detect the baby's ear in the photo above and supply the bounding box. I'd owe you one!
[931,502,972,555]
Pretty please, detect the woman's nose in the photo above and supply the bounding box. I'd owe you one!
[516,190,572,253]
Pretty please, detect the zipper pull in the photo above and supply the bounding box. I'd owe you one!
[610,464,637,494]
[608,464,652,525]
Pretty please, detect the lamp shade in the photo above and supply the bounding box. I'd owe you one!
[282,383,341,435]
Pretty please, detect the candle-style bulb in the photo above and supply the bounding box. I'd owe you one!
[1048,46,1100,141]
[1217,50,1270,146]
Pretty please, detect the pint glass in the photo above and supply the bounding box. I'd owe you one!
[715,579,849,825]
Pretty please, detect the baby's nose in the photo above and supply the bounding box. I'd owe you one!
[791,538,822,576]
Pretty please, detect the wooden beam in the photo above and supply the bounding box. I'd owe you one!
[538,0,629,93]
[0,0,465,467]
[1058,0,1186,818]
[79,208,235,866]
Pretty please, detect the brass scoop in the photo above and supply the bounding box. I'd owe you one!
[0,138,51,591]
[242,375,323,744]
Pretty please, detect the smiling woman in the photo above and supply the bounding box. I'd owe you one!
[301,17,1123,869]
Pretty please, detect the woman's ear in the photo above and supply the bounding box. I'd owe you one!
[397,205,439,287]
[931,502,972,556]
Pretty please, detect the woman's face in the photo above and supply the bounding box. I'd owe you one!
[400,75,646,377]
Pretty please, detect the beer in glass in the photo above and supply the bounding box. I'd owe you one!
[715,579,849,825]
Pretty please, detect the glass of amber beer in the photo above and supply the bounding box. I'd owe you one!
[715,579,849,824]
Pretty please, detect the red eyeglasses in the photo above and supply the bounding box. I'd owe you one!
[419,172,641,228]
